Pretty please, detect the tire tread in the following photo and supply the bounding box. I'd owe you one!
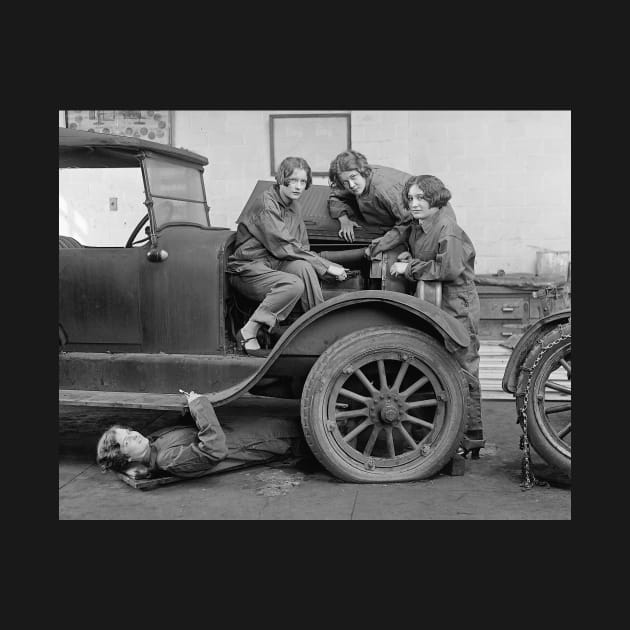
[301,326,467,482]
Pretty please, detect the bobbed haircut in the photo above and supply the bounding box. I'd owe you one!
[402,174,452,210]
[275,157,312,189]
[96,424,134,473]
[328,150,372,188]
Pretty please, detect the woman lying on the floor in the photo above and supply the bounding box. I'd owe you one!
[96,391,303,479]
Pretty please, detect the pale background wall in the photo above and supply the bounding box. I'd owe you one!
[59,109,570,274]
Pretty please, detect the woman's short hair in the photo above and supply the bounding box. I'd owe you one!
[96,424,133,472]
[402,174,452,210]
[275,157,312,190]
[328,150,372,188]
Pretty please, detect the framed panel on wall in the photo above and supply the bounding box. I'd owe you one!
[270,113,351,177]
[64,110,173,145]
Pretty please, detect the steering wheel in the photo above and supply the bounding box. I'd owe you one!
[126,214,150,248]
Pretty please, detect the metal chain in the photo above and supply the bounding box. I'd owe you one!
[518,328,571,490]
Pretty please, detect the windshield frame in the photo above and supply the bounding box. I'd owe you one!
[140,152,211,241]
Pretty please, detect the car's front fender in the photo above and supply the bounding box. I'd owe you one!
[501,309,571,394]
[206,291,469,406]
[277,290,469,355]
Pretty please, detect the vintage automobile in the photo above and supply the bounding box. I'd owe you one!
[59,128,478,483]
[502,307,571,479]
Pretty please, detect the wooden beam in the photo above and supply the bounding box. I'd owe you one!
[59,390,187,410]
[59,389,302,411]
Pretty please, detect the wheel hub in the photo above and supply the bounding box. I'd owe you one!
[379,401,400,424]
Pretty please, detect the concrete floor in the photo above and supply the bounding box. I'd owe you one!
[59,397,571,520]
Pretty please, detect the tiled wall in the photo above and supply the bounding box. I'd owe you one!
[59,110,570,274]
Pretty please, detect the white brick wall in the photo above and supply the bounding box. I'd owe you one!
[59,110,570,274]
[404,110,570,273]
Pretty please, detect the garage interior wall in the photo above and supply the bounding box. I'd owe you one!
[59,110,570,275]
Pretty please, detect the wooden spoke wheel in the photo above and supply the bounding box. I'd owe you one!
[301,326,468,482]
[524,322,571,477]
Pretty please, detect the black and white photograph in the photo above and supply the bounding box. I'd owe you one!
[58,109,571,520]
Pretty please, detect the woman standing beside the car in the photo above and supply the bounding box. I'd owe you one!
[227,157,347,356]
[368,174,484,455]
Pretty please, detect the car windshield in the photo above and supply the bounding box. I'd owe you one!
[144,156,209,229]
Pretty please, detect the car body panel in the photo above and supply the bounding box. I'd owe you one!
[59,351,264,398]
[59,290,469,404]
[60,226,234,354]
[59,130,473,410]
[211,289,470,406]
[59,248,143,345]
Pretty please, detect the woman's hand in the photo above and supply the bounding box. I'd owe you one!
[180,389,202,404]
[327,264,348,281]
[389,262,409,277]
[397,251,412,262]
[124,463,151,479]
[338,216,360,242]
[186,390,202,403]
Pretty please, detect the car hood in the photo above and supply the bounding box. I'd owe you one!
[240,180,385,243]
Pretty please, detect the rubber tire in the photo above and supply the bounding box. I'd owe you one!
[59,235,83,248]
[301,326,468,483]
[523,322,571,478]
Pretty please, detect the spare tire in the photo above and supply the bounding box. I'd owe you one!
[59,235,83,248]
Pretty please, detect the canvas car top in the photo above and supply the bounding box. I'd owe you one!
[240,180,387,243]
[59,127,209,168]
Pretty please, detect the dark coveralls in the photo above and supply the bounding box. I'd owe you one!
[328,164,457,237]
[367,207,482,437]
[328,165,413,233]
[328,165,457,276]
[227,185,335,331]
[147,396,303,478]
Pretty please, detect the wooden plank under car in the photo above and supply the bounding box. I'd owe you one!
[59,389,188,410]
